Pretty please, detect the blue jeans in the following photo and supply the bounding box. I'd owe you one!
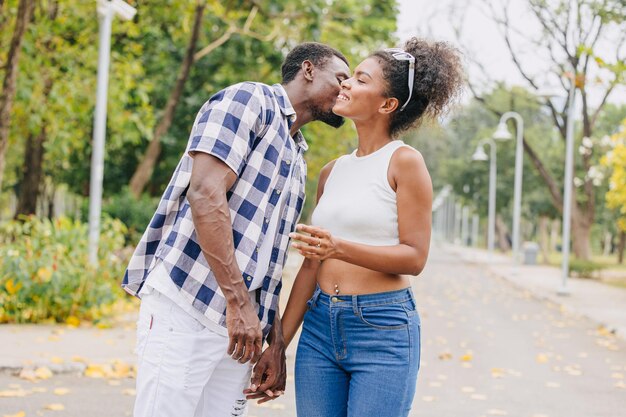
[295,285,421,417]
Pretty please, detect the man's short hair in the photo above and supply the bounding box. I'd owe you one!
[281,42,348,83]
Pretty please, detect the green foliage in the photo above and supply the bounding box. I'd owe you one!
[0,216,130,323]
[603,119,626,232]
[569,258,605,279]
[101,188,158,243]
[79,188,158,244]
[1,0,398,220]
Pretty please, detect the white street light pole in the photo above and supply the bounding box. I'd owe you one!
[493,112,524,261]
[88,0,136,265]
[472,138,497,253]
[558,80,577,295]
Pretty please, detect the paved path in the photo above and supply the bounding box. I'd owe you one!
[1,244,625,416]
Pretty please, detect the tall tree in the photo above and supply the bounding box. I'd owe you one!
[0,0,35,191]
[128,1,284,197]
[458,0,626,260]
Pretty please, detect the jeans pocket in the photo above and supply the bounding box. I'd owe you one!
[358,303,409,330]
[168,301,206,333]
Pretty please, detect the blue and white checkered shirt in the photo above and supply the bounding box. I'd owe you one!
[122,82,307,337]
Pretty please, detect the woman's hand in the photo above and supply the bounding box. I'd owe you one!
[289,224,341,261]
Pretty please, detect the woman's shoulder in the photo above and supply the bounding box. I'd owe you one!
[391,144,425,169]
[388,144,430,191]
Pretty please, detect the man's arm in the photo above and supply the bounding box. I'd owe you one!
[188,152,263,364]
[243,313,287,403]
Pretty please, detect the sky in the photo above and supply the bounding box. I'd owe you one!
[396,0,626,107]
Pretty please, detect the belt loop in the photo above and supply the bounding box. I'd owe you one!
[311,286,321,308]
[352,294,359,315]
[407,286,417,309]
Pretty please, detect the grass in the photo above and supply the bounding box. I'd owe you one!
[543,252,626,288]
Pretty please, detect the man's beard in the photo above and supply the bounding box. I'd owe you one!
[311,105,345,128]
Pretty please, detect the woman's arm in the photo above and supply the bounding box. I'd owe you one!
[280,159,337,347]
[291,147,432,276]
[281,258,321,347]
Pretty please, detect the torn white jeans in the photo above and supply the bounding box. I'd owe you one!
[133,288,251,417]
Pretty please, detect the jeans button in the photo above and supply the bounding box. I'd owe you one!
[331,296,338,303]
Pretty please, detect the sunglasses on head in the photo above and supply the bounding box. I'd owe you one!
[384,48,415,112]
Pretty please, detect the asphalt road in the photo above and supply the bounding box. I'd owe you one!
[1,246,624,417]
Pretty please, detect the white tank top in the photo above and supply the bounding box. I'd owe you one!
[311,140,407,246]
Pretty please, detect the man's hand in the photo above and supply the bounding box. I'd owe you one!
[226,299,263,364]
[243,342,286,404]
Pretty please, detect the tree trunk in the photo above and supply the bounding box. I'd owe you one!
[602,231,612,257]
[14,128,45,217]
[570,207,593,260]
[538,216,550,264]
[495,214,511,252]
[14,76,53,218]
[0,0,35,190]
[128,2,206,197]
[618,231,625,265]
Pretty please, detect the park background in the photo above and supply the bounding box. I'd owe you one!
[0,0,625,416]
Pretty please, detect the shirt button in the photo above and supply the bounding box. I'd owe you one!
[246,276,252,282]
[255,247,259,253]
[275,189,281,195]
[286,160,291,165]
[264,218,269,224]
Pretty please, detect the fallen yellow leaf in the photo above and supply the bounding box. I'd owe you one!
[53,388,70,396]
[0,390,28,398]
[460,353,473,362]
[3,411,26,417]
[84,364,106,378]
[122,388,136,396]
[50,357,64,364]
[34,367,53,380]
[44,403,65,411]
[536,353,549,364]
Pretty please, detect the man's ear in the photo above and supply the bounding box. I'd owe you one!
[379,97,399,115]
[301,60,315,82]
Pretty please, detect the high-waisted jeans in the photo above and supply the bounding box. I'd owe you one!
[295,285,421,417]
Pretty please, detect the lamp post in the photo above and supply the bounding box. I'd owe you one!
[472,138,497,253]
[88,0,137,265]
[493,112,524,261]
[558,80,577,295]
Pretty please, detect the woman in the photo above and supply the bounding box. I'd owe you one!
[281,37,464,417]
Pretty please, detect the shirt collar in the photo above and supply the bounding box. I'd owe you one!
[272,84,308,152]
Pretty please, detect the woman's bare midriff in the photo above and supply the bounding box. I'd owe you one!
[316,258,411,295]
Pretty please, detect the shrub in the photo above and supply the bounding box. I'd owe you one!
[569,258,604,279]
[81,188,157,245]
[101,189,157,244]
[0,215,131,324]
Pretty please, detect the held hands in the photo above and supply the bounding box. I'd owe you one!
[289,224,340,261]
[243,342,287,404]
[225,300,263,364]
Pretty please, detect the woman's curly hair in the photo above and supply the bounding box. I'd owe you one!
[372,37,465,137]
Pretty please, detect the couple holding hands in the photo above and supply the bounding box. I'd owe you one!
[123,37,463,417]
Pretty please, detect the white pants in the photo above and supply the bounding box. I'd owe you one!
[134,290,252,417]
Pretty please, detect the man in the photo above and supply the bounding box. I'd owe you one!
[122,42,351,417]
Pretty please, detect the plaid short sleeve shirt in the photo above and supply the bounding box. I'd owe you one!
[122,82,307,337]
